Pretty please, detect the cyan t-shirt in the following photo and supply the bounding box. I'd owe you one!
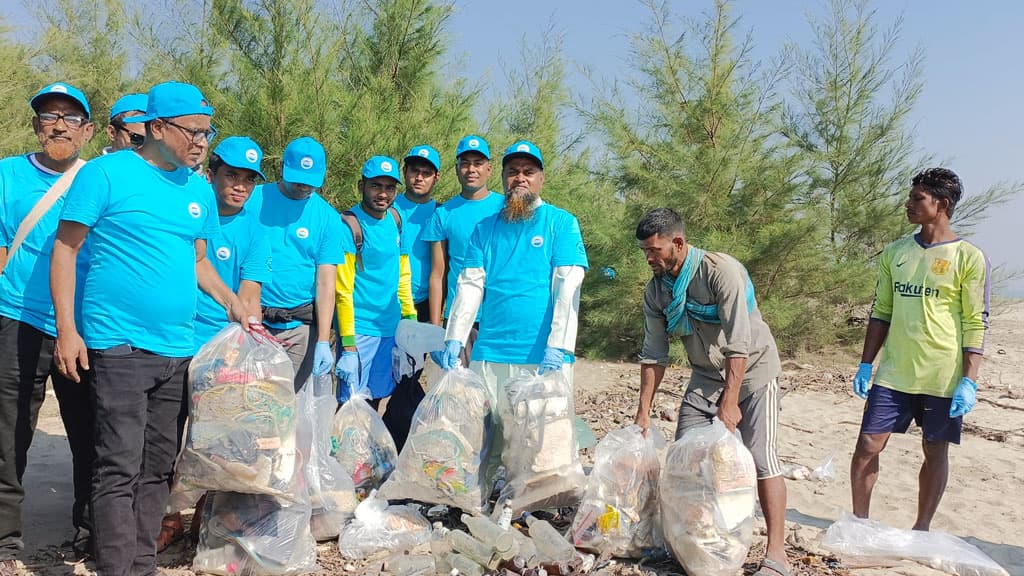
[343,204,406,337]
[392,194,436,304]
[60,150,219,356]
[249,183,347,326]
[464,203,589,364]
[193,204,272,352]
[422,191,503,317]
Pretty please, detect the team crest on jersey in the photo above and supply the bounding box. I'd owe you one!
[296,227,310,239]
[931,258,950,276]
[216,247,231,261]
[530,235,544,248]
[188,202,202,218]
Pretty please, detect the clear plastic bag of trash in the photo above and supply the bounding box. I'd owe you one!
[571,425,665,558]
[336,492,432,560]
[781,452,835,482]
[178,323,299,499]
[296,374,358,541]
[660,418,757,576]
[495,370,585,516]
[822,511,1009,576]
[379,367,493,513]
[330,381,399,501]
[192,491,318,576]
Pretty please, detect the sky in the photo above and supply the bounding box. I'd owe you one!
[2,0,1022,292]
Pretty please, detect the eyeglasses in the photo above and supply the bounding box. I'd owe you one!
[162,119,217,144]
[37,112,88,129]
[111,122,145,147]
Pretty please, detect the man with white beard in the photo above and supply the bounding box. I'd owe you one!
[436,140,588,484]
[0,82,97,571]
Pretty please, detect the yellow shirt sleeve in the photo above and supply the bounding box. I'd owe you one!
[870,244,894,323]
[960,245,990,352]
[398,254,416,319]
[335,253,358,347]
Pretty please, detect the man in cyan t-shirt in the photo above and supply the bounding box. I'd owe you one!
[50,81,244,576]
[0,81,97,570]
[250,137,346,391]
[102,93,147,154]
[335,156,416,408]
[851,168,989,532]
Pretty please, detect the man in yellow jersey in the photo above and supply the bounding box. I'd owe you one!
[850,167,989,531]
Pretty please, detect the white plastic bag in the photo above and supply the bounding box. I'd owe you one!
[330,382,399,501]
[571,425,664,558]
[336,493,432,560]
[178,324,299,499]
[660,419,756,576]
[393,320,446,381]
[379,367,493,512]
[822,512,1009,576]
[496,370,585,516]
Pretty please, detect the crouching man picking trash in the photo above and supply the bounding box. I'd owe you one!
[632,207,789,576]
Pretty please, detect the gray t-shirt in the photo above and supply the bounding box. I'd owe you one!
[640,249,781,401]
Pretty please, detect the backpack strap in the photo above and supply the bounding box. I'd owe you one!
[341,210,364,271]
[389,206,402,233]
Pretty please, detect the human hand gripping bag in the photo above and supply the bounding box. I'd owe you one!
[495,369,586,516]
[330,378,399,501]
[570,424,665,558]
[296,374,358,541]
[177,323,300,499]
[659,418,757,576]
[337,491,432,560]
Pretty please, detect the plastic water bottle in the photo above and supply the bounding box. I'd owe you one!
[395,319,446,357]
[446,530,498,569]
[523,514,576,564]
[448,552,485,576]
[461,514,518,560]
[497,501,513,530]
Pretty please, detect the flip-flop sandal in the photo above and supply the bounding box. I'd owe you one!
[157,514,184,552]
[755,558,792,576]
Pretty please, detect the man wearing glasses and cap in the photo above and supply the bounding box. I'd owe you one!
[0,81,96,574]
[251,136,347,391]
[103,93,147,153]
[335,156,416,409]
[50,81,245,576]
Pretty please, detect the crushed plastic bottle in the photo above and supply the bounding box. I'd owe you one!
[462,514,517,560]
[523,514,575,564]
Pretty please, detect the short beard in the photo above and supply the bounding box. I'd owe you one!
[501,190,538,223]
[41,138,78,163]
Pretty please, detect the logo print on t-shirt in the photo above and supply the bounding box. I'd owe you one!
[245,149,259,163]
[216,246,231,261]
[931,258,950,275]
[188,202,202,218]
[296,227,310,239]
[300,156,314,170]
[530,235,544,248]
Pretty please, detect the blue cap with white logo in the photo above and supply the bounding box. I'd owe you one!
[30,82,91,118]
[502,140,544,169]
[404,145,441,172]
[123,81,214,123]
[213,136,266,180]
[455,134,490,160]
[109,93,148,120]
[282,136,327,188]
[362,155,401,182]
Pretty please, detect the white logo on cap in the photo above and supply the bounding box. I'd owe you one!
[188,202,202,218]
[468,138,480,148]
[300,156,314,170]
[516,144,530,153]
[417,149,429,158]
[531,235,544,248]
[381,161,393,172]
[296,227,309,239]
[216,246,231,261]
[245,149,258,163]
[50,84,69,94]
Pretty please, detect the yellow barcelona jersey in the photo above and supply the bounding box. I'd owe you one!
[870,235,989,397]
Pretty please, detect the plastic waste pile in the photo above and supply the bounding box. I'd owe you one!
[330,383,399,501]
[337,492,433,560]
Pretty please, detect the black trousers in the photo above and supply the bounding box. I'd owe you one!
[0,316,94,561]
[88,346,189,576]
[381,300,431,452]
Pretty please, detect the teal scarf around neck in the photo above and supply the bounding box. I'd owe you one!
[661,247,757,336]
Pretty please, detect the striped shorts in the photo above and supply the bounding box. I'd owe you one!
[675,378,782,479]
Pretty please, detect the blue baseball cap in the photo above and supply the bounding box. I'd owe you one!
[213,136,265,180]
[282,136,327,187]
[30,82,91,118]
[404,145,441,172]
[502,140,544,169]
[123,81,214,123]
[361,155,402,182]
[109,93,148,120]
[455,135,490,160]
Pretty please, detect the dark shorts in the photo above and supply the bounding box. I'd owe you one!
[860,385,961,444]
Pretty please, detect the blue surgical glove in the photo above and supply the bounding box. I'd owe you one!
[853,362,873,399]
[438,340,463,371]
[538,347,566,375]
[334,351,359,386]
[949,376,977,418]
[312,341,334,376]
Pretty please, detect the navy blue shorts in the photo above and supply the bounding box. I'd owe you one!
[860,385,961,444]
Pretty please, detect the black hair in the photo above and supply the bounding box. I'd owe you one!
[208,153,225,175]
[404,156,438,174]
[635,208,686,241]
[911,167,963,217]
